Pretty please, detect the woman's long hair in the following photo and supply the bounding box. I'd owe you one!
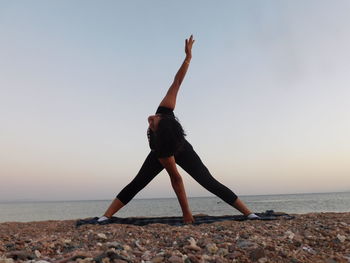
[155,115,186,156]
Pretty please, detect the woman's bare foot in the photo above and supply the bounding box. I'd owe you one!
[183,213,195,224]
[232,198,252,216]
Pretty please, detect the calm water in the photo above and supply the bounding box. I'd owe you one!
[0,192,349,223]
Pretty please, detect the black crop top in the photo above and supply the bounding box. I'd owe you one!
[147,106,175,158]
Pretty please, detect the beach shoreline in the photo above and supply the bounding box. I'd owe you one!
[0,212,349,263]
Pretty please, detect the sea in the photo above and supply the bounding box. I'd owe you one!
[0,192,349,223]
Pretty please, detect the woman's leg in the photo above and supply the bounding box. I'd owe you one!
[103,151,164,217]
[175,141,252,216]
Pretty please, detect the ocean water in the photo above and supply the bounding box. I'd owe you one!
[0,192,349,223]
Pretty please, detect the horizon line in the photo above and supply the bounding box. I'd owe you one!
[1,190,349,203]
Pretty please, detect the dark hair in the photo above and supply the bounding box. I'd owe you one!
[155,115,186,156]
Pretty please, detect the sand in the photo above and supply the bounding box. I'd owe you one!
[0,212,349,263]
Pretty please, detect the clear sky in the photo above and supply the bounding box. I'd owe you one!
[1,0,349,201]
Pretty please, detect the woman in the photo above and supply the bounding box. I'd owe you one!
[98,35,259,224]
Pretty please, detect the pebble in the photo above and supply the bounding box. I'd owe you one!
[0,212,349,263]
[151,256,164,263]
[168,255,183,263]
[258,258,268,263]
[249,248,266,261]
[95,251,130,263]
[106,242,123,250]
[63,239,71,244]
[97,233,107,240]
[184,237,201,251]
[123,245,132,251]
[236,239,257,249]
[302,245,316,254]
[6,251,35,260]
[336,234,346,243]
[217,248,229,257]
[135,240,146,251]
[285,230,295,239]
[186,254,201,263]
[34,250,41,258]
[141,251,152,261]
[206,243,218,254]
[76,259,94,263]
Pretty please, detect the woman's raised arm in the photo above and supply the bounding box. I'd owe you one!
[159,35,195,110]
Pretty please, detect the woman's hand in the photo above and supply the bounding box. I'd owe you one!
[185,35,195,58]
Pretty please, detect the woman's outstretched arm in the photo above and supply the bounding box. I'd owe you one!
[159,35,195,110]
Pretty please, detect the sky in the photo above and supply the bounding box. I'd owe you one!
[0,0,349,201]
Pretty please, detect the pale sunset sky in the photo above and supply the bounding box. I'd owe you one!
[1,1,349,201]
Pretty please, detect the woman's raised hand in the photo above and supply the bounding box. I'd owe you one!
[185,35,195,58]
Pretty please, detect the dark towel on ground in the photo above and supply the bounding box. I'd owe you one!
[76,210,295,227]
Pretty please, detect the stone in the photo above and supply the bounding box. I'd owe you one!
[77,258,94,263]
[336,234,346,243]
[202,255,212,261]
[34,250,41,258]
[106,242,123,250]
[302,246,316,255]
[249,248,266,261]
[343,254,350,262]
[187,237,197,247]
[93,251,129,263]
[119,250,130,258]
[151,256,165,263]
[135,240,146,251]
[236,239,257,249]
[4,244,15,249]
[0,258,15,263]
[217,248,228,257]
[48,243,56,249]
[63,239,72,244]
[226,253,237,260]
[189,254,203,263]
[285,230,295,240]
[212,256,224,263]
[324,258,338,263]
[184,237,201,251]
[142,251,152,261]
[258,257,268,263]
[97,233,107,240]
[123,244,131,251]
[6,251,35,260]
[206,243,218,254]
[168,255,183,263]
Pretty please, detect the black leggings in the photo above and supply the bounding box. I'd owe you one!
[117,140,238,206]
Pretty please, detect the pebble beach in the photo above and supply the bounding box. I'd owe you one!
[0,212,349,263]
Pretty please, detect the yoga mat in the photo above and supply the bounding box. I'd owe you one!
[76,210,295,227]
